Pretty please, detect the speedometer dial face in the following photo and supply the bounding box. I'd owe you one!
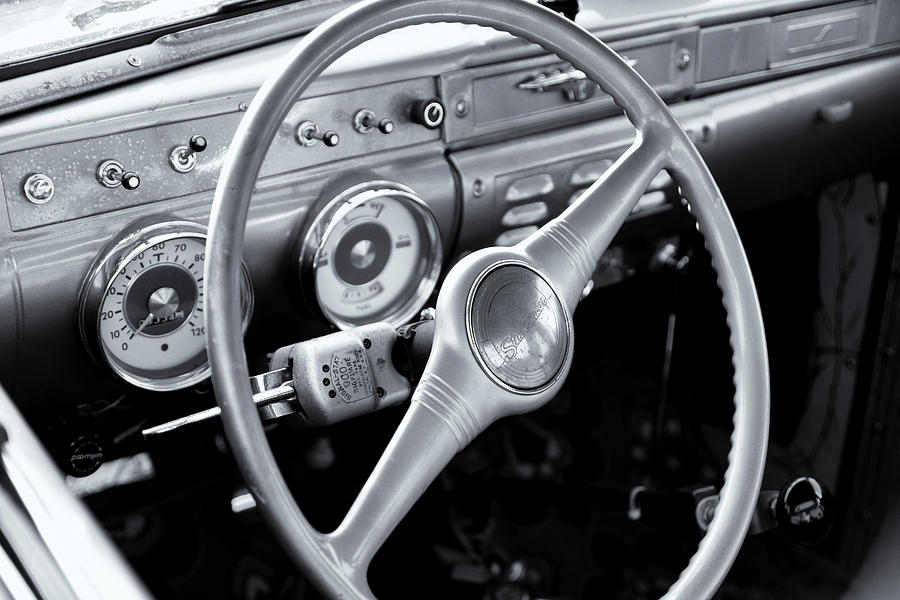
[99,236,207,381]
[81,222,253,391]
[300,182,442,329]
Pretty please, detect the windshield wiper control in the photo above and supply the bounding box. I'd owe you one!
[141,320,426,438]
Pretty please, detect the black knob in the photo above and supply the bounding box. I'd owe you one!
[411,98,445,129]
[320,130,340,147]
[121,171,141,190]
[775,476,834,546]
[378,118,395,134]
[48,423,104,478]
[189,135,207,153]
[67,433,104,477]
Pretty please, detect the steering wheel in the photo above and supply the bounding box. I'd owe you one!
[205,0,770,597]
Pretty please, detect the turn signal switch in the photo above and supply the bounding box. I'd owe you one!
[296,121,340,147]
[97,159,140,190]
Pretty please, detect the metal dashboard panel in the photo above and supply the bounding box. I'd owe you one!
[0,77,440,231]
[440,28,698,142]
[770,1,875,65]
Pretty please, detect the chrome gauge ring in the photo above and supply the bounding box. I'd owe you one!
[299,181,442,329]
[79,221,253,391]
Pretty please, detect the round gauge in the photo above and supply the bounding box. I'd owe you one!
[299,181,442,329]
[79,221,253,391]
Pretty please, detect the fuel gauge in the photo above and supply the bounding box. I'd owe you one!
[299,182,442,329]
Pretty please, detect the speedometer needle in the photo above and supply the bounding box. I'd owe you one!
[131,313,156,339]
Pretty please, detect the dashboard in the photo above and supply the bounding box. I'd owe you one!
[1,0,899,414]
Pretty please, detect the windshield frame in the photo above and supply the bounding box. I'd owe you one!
[0,0,296,78]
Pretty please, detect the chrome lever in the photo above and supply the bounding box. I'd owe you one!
[517,60,637,102]
[141,368,297,438]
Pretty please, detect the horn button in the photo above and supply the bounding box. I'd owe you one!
[467,263,569,393]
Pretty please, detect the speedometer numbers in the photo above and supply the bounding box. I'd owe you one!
[80,221,253,391]
[299,182,442,329]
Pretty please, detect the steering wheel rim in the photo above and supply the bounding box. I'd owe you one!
[205,1,770,598]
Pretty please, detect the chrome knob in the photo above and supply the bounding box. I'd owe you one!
[774,476,834,546]
[23,173,55,205]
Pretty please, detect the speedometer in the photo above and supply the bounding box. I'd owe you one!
[298,181,442,329]
[79,221,253,391]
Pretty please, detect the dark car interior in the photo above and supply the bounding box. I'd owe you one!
[1,0,899,598]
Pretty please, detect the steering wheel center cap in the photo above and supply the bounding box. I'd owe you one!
[467,263,569,393]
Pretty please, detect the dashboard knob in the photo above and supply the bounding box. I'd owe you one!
[46,422,104,478]
[23,173,55,205]
[121,171,141,190]
[188,134,208,153]
[411,98,445,129]
[378,118,395,134]
[774,476,834,546]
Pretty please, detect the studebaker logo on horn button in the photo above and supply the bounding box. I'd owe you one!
[468,264,569,392]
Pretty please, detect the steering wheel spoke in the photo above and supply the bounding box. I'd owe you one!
[522,134,668,309]
[325,370,487,586]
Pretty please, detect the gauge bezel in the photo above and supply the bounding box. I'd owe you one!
[298,181,442,330]
[78,220,254,392]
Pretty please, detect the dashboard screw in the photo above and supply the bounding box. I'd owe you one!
[322,364,330,372]
[322,378,330,386]
[376,387,385,398]
[238,101,249,112]
[677,49,692,71]
[453,94,470,117]
[363,338,372,349]
[127,54,142,68]
[328,390,336,399]
[472,178,486,198]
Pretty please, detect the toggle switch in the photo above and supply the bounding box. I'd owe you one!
[353,109,395,134]
[296,121,340,147]
[169,134,208,173]
[97,159,140,190]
